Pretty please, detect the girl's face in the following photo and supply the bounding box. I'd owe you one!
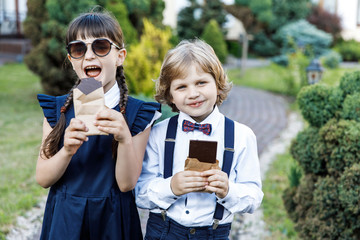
[68,36,126,93]
[170,64,219,122]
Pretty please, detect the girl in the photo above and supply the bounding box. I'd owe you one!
[37,11,161,239]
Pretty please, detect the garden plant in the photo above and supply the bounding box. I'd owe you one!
[283,71,360,239]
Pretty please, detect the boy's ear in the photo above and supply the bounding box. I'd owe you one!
[116,49,127,66]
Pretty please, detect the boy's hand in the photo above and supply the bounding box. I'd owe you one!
[94,108,130,142]
[63,118,88,156]
[171,171,207,196]
[201,169,229,199]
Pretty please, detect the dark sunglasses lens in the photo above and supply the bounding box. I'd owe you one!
[93,39,111,56]
[69,42,87,58]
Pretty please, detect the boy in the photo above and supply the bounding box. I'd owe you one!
[135,39,263,239]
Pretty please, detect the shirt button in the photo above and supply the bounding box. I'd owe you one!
[173,197,177,200]
[185,210,190,214]
[190,228,196,234]
[222,200,226,204]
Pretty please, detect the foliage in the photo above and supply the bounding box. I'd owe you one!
[226,41,241,58]
[320,50,342,69]
[341,92,360,121]
[297,84,343,127]
[177,0,227,40]
[283,70,360,239]
[124,19,172,96]
[123,0,165,35]
[307,5,342,43]
[274,20,333,57]
[201,20,228,63]
[270,0,311,31]
[106,0,138,45]
[23,0,100,95]
[238,0,311,57]
[334,39,360,62]
[252,31,279,57]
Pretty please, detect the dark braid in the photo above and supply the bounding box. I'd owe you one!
[112,66,129,159]
[41,79,81,159]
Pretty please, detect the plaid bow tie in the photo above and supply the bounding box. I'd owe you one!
[182,120,212,135]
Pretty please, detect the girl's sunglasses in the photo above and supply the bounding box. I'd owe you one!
[66,38,122,59]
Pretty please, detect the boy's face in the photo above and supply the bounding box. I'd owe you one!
[68,36,126,93]
[170,64,219,122]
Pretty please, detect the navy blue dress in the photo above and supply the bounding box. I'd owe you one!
[37,94,161,240]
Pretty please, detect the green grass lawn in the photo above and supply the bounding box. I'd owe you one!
[0,63,47,238]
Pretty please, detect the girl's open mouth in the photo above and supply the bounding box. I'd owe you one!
[84,66,101,78]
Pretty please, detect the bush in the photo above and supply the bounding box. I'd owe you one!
[334,39,360,62]
[320,50,342,69]
[307,6,342,42]
[339,71,360,96]
[252,31,279,57]
[201,19,228,63]
[341,92,360,121]
[290,127,326,175]
[283,71,360,239]
[274,20,333,57]
[226,40,241,58]
[297,84,343,127]
[125,19,172,96]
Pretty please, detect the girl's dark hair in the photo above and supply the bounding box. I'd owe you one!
[41,11,128,159]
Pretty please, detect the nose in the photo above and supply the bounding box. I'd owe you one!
[188,86,200,98]
[84,43,95,60]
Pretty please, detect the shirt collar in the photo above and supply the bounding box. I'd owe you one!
[178,106,222,133]
[104,82,120,109]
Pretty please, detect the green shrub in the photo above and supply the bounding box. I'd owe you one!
[321,50,342,69]
[335,39,360,62]
[284,70,360,238]
[274,20,333,57]
[290,127,326,175]
[339,71,360,96]
[341,92,360,121]
[201,19,228,63]
[125,19,172,96]
[297,85,343,127]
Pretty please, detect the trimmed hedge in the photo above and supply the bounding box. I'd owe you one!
[284,71,360,239]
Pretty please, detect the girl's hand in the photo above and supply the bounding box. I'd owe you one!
[201,169,229,199]
[63,118,88,156]
[94,109,129,142]
[170,171,207,196]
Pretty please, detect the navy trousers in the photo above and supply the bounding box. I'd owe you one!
[145,213,231,240]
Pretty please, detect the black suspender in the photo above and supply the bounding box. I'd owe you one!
[164,115,179,178]
[163,115,235,228]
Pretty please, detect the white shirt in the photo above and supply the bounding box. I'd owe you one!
[135,106,264,227]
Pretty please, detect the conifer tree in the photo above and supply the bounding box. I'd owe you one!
[201,19,228,63]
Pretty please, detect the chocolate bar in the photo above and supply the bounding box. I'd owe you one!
[188,140,217,163]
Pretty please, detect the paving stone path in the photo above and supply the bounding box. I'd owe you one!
[7,85,291,240]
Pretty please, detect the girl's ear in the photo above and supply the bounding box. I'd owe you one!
[116,49,127,66]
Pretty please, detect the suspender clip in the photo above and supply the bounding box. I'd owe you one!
[161,209,167,221]
[212,219,220,229]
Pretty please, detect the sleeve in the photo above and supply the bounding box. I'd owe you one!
[217,125,264,214]
[128,99,162,136]
[37,94,58,128]
[135,121,179,210]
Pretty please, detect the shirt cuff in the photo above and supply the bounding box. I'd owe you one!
[148,177,179,209]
